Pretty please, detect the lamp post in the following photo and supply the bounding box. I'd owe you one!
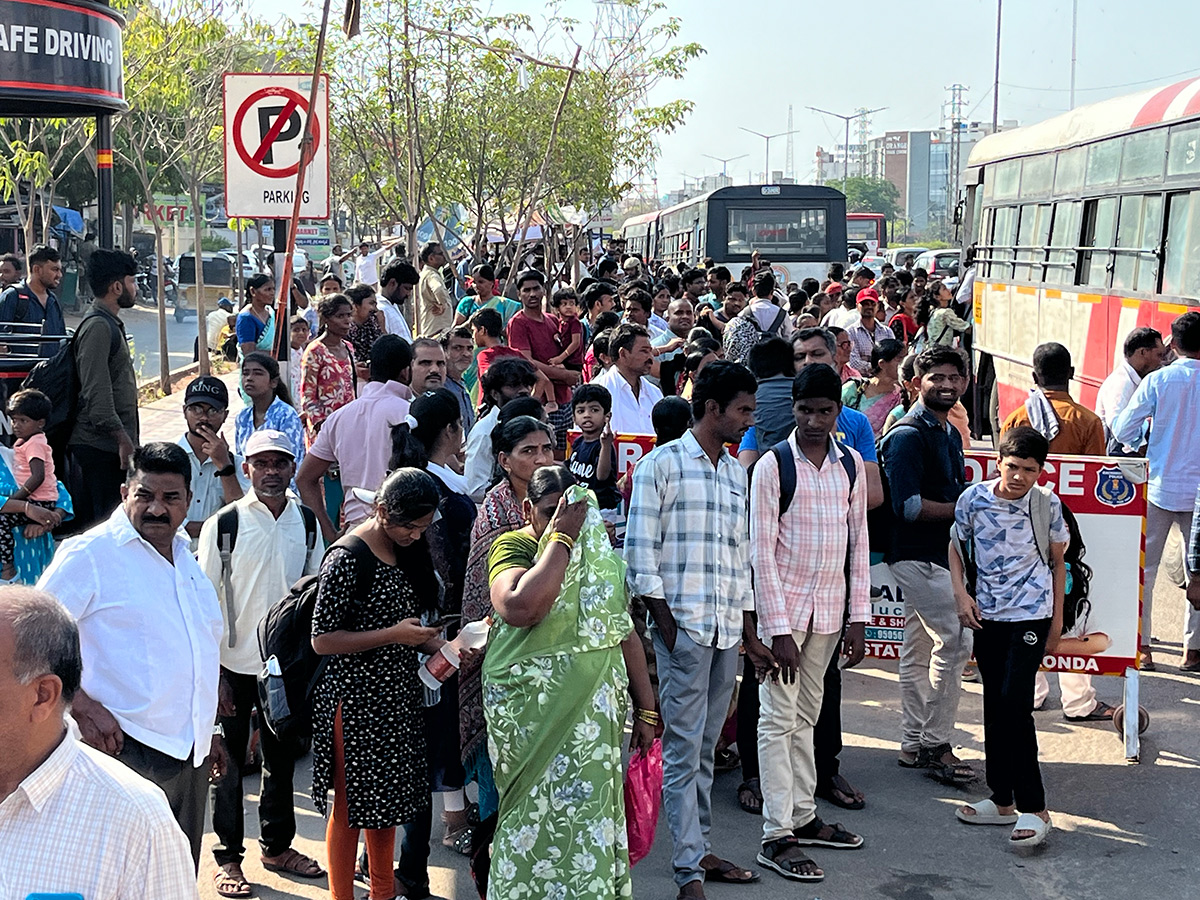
[806,106,888,183]
[738,127,800,182]
[702,153,748,178]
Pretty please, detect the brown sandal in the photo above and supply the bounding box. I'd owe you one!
[261,847,326,879]
[214,863,252,898]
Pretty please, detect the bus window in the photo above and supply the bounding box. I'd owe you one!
[1019,155,1055,197]
[1078,197,1117,288]
[1167,123,1200,178]
[1014,204,1051,282]
[1055,146,1086,194]
[1163,191,1200,299]
[990,205,1018,278]
[994,160,1021,200]
[1121,129,1167,183]
[725,208,827,257]
[1112,194,1163,293]
[1085,139,1122,188]
[1046,200,1081,285]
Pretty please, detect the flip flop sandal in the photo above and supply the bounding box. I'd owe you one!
[792,817,864,849]
[1064,700,1117,722]
[816,774,865,810]
[756,837,824,883]
[737,778,763,814]
[1010,812,1052,847]
[701,856,760,883]
[714,747,740,772]
[261,848,325,878]
[956,799,1019,826]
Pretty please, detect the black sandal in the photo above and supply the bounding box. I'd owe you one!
[737,777,763,814]
[792,816,864,849]
[756,837,823,882]
[816,773,866,810]
[919,743,974,785]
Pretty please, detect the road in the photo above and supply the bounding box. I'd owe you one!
[195,576,1200,900]
[68,302,207,381]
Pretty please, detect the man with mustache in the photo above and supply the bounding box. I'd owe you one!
[198,429,325,897]
[176,376,248,548]
[38,442,226,871]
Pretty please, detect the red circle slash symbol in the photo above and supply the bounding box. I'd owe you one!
[231,87,322,178]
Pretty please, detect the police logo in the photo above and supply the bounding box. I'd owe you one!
[1095,465,1135,508]
[1023,631,1038,646]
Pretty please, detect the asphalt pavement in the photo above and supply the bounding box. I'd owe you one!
[194,576,1200,900]
[67,301,205,381]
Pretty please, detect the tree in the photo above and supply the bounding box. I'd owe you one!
[826,176,902,223]
[0,119,91,249]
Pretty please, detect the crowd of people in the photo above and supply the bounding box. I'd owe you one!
[0,235,1198,900]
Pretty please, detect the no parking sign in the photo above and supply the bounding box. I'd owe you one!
[222,73,330,218]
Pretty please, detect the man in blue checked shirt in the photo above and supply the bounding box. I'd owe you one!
[626,359,764,899]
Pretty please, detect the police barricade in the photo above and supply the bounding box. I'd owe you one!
[869,453,1148,760]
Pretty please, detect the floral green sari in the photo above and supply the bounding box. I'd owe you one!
[484,485,634,900]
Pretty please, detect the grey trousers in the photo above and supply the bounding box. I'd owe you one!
[653,627,740,889]
[119,736,210,872]
[1143,502,1200,651]
[893,560,973,754]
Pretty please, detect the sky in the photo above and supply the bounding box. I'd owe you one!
[247,0,1200,200]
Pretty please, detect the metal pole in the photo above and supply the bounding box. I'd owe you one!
[1069,0,1078,110]
[96,115,114,249]
[993,0,1003,131]
[844,118,851,183]
[764,137,770,181]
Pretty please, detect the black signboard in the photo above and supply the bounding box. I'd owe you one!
[0,0,126,116]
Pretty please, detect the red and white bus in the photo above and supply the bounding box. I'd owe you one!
[963,77,1200,428]
[846,212,887,256]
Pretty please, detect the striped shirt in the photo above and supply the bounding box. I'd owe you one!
[750,434,871,639]
[625,430,753,650]
[846,318,895,374]
[0,730,198,900]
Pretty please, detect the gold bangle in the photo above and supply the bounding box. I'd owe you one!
[548,532,576,552]
[634,708,661,725]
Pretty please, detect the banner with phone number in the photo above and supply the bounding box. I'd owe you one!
[867,454,1147,676]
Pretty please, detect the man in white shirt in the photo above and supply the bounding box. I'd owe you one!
[595,323,663,435]
[1095,326,1164,452]
[206,296,234,355]
[820,284,860,330]
[0,587,199,900]
[464,356,539,502]
[38,442,225,869]
[298,335,414,541]
[379,259,420,340]
[198,430,324,896]
[416,241,454,337]
[345,237,402,289]
[176,376,248,547]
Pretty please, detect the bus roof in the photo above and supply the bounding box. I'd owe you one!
[656,184,845,218]
[968,76,1200,167]
[621,209,661,228]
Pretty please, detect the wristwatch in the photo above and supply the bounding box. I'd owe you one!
[214,463,237,478]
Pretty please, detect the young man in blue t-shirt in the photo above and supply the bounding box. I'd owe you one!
[950,426,1067,848]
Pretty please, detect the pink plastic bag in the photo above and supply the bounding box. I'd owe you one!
[624,739,663,866]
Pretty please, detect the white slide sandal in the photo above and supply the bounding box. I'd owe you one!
[1010,812,1052,846]
[956,799,1019,826]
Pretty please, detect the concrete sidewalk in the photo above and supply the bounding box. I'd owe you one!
[139,369,244,445]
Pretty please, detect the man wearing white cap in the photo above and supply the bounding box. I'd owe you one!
[197,429,325,897]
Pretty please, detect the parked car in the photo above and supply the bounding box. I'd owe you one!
[915,249,961,280]
[886,246,930,267]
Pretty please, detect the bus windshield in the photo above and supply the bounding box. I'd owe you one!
[726,207,827,257]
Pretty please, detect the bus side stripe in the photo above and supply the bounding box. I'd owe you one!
[1132,78,1199,127]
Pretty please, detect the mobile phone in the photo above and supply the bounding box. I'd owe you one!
[427,614,461,630]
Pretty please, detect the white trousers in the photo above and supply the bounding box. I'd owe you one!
[1033,671,1097,718]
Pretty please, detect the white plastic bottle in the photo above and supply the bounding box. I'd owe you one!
[419,619,491,689]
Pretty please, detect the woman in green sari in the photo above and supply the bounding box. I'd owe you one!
[485,466,657,900]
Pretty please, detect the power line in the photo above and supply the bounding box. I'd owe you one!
[1000,66,1200,94]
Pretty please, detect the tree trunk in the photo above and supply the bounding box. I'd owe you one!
[190,182,209,376]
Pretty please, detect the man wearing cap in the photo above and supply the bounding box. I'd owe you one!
[207,297,236,358]
[177,376,248,545]
[198,430,325,897]
[845,288,894,375]
[820,283,859,330]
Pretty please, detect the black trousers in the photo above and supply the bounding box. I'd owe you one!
[66,445,124,534]
[973,618,1051,812]
[119,735,210,872]
[739,637,843,785]
[211,670,298,865]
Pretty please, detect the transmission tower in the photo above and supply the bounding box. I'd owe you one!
[945,84,968,237]
[784,105,795,181]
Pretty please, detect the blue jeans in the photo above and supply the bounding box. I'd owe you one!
[653,627,740,888]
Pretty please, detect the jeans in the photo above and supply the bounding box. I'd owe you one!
[211,671,298,865]
[119,736,210,872]
[974,618,1051,812]
[654,627,739,888]
[893,560,973,754]
[758,628,840,842]
[1143,503,1199,651]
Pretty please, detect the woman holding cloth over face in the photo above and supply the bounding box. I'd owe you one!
[485,465,656,900]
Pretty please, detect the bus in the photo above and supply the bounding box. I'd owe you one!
[846,212,887,255]
[963,77,1200,430]
[621,185,847,285]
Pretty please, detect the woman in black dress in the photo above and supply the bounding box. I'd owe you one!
[310,468,444,900]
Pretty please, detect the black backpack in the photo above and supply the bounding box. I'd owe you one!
[23,311,122,451]
[769,437,857,515]
[255,534,376,744]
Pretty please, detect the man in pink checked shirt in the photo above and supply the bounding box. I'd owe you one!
[743,363,870,885]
